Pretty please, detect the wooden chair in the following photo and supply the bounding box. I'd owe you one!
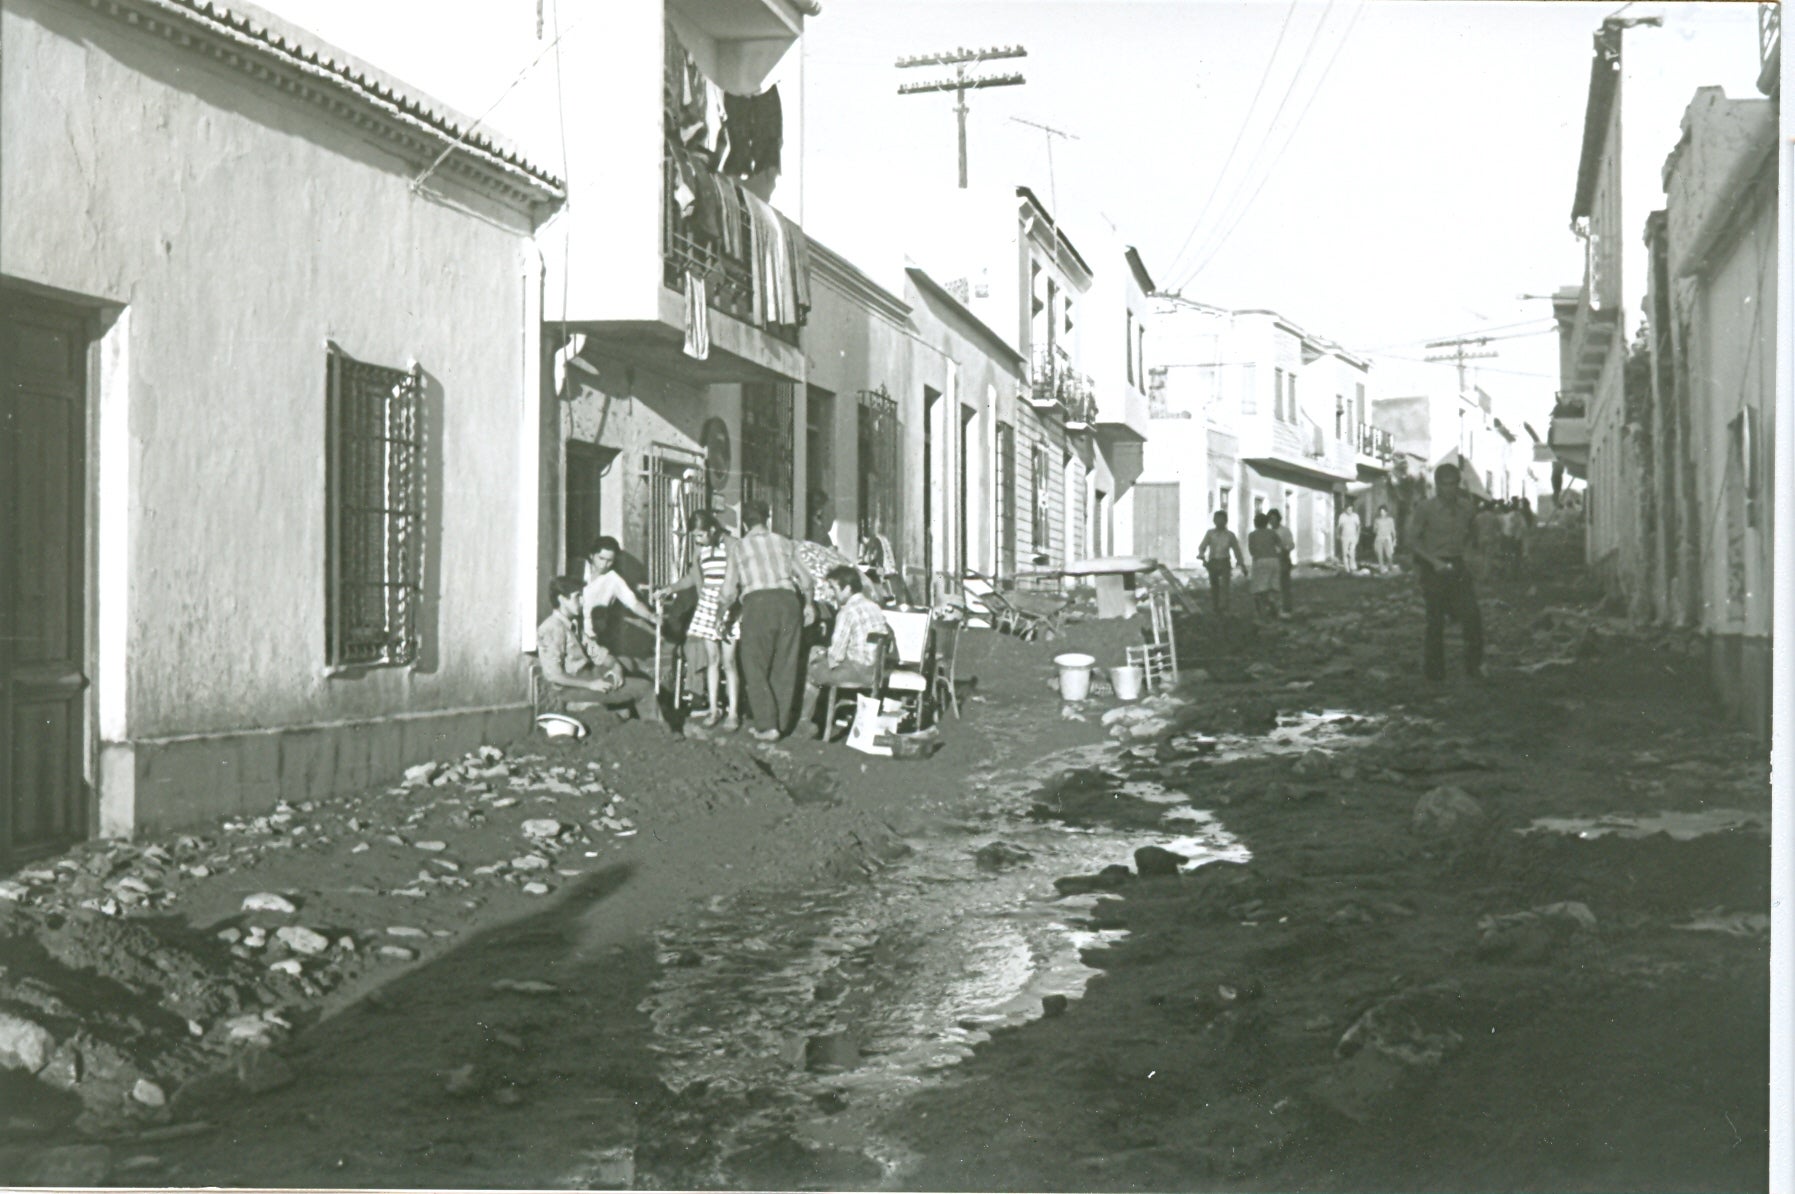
[1126,588,1179,693]
[822,629,893,742]
[929,617,965,719]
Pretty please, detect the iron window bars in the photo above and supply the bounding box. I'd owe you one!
[326,346,424,669]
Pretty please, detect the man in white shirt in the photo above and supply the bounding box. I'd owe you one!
[581,536,659,655]
[1337,504,1363,573]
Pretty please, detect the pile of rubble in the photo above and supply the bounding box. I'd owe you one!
[0,743,647,1148]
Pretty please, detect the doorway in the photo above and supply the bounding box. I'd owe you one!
[564,439,616,571]
[1,292,91,864]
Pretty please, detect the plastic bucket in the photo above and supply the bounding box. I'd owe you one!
[1054,653,1097,701]
[1109,665,1144,701]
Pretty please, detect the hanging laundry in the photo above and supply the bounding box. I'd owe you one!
[721,85,782,179]
[683,270,710,361]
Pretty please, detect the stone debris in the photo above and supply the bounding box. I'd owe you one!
[130,1078,167,1107]
[521,818,565,838]
[0,1010,56,1072]
[1411,787,1486,838]
[975,841,1035,871]
[490,979,558,995]
[274,926,331,956]
[378,945,418,961]
[241,892,297,915]
[1133,845,1188,878]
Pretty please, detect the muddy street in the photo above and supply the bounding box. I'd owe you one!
[0,526,1769,1190]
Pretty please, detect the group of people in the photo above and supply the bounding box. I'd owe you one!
[1184,463,1525,684]
[533,502,911,743]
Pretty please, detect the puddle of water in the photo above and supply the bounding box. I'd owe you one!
[1520,809,1768,841]
[625,707,1377,1187]
[1169,708,1385,764]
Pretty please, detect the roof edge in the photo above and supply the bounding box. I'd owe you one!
[905,266,1027,372]
[81,0,566,213]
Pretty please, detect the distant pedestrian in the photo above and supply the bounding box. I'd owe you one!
[1246,512,1283,620]
[1337,503,1363,573]
[1404,463,1483,682]
[1197,511,1248,617]
[1472,500,1506,584]
[1373,505,1398,570]
[1268,508,1295,613]
[719,499,815,741]
[1501,499,1526,578]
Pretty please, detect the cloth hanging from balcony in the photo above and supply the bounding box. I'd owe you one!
[721,86,782,179]
[683,269,710,361]
[736,185,809,329]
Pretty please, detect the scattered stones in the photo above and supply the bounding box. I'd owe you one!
[520,819,564,839]
[402,762,441,786]
[236,1048,296,1094]
[414,841,448,853]
[274,926,331,956]
[0,879,30,901]
[1133,845,1188,878]
[804,1031,860,1072]
[1041,994,1069,1018]
[267,959,304,977]
[1411,786,1486,838]
[241,892,297,915]
[378,945,417,961]
[1053,865,1134,896]
[522,882,551,896]
[490,979,558,995]
[0,1011,56,1073]
[511,855,551,871]
[131,1078,167,1107]
[386,925,428,938]
[975,841,1035,871]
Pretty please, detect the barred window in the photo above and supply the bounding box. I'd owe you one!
[326,346,424,668]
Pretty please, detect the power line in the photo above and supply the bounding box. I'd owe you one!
[1361,318,1556,352]
[1162,0,1302,284]
[1176,0,1343,288]
[1176,0,1364,292]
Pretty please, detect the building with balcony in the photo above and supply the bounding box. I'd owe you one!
[1636,79,1777,737]
[1373,385,1512,504]
[1,0,564,851]
[1551,6,1760,604]
[1140,301,1364,568]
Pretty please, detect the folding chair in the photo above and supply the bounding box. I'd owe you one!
[929,617,965,719]
[961,570,1061,641]
[1126,588,1179,693]
[880,608,935,727]
[822,630,893,742]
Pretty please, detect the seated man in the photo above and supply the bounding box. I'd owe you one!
[800,565,887,738]
[537,575,662,725]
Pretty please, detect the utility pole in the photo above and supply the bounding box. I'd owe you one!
[1425,335,1498,398]
[897,46,1027,188]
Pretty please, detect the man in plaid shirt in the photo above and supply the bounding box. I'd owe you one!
[718,499,814,740]
[799,565,886,738]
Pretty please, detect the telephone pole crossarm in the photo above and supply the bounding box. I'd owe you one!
[896,44,1028,188]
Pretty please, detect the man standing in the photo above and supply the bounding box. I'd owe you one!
[1268,508,1296,614]
[1404,463,1484,682]
[719,499,814,741]
[1197,511,1248,617]
[1337,502,1363,573]
[536,576,662,725]
[1372,504,1399,571]
[799,566,887,737]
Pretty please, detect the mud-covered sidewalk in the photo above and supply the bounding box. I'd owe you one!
[0,526,1770,1190]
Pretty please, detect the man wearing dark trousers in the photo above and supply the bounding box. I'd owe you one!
[1404,462,1484,682]
[719,499,815,741]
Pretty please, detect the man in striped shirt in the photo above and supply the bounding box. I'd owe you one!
[799,566,886,738]
[718,499,814,740]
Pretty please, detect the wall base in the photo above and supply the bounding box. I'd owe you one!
[98,704,532,837]
[1706,633,1773,742]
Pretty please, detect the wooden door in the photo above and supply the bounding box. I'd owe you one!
[1,295,90,864]
[1136,482,1180,567]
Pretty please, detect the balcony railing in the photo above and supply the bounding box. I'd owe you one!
[662,152,802,347]
[1355,423,1395,462]
[1029,344,1094,423]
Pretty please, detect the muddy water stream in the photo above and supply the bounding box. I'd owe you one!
[611,709,1381,1189]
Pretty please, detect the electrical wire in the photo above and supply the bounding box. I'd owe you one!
[1162,0,1302,284]
[1176,0,1364,291]
[1361,317,1558,352]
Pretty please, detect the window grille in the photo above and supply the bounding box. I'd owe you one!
[857,385,903,554]
[326,347,424,668]
[1030,443,1050,549]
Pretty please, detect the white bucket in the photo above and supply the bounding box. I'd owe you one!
[1054,653,1097,701]
[1109,665,1144,701]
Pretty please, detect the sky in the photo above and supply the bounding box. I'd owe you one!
[270,0,1766,434]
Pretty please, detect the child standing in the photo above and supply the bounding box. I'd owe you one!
[1246,512,1283,620]
[1198,511,1248,617]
